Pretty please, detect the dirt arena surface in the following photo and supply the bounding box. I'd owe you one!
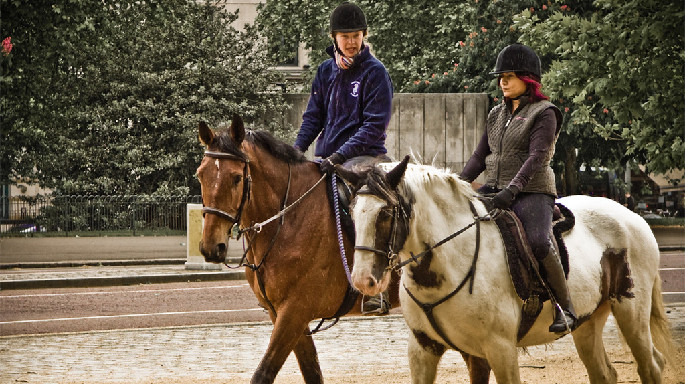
[5,304,679,384]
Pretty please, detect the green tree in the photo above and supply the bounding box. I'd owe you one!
[515,0,685,181]
[1,0,285,195]
[402,0,540,95]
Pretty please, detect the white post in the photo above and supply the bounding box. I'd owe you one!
[185,203,222,270]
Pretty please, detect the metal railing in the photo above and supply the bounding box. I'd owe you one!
[1,195,201,236]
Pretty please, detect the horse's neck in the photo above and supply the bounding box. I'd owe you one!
[403,178,485,264]
[243,146,325,226]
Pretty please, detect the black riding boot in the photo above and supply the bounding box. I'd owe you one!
[541,247,577,333]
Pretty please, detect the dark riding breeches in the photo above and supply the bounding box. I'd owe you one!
[511,193,555,261]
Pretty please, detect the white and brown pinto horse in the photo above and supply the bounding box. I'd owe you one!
[196,116,490,384]
[347,157,674,384]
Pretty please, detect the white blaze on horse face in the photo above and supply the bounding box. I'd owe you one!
[213,159,221,189]
[350,195,388,295]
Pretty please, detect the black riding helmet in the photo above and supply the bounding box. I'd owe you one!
[490,43,541,80]
[330,2,367,33]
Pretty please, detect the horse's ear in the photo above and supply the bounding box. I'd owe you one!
[229,113,245,145]
[199,121,214,147]
[386,155,410,190]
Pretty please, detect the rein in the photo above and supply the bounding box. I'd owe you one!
[240,173,326,235]
[236,169,325,272]
[395,204,499,271]
[202,149,325,271]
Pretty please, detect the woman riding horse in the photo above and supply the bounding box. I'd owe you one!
[294,1,394,313]
[460,43,575,333]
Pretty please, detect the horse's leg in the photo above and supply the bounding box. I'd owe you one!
[483,337,521,384]
[570,302,617,384]
[459,352,491,384]
[611,291,665,384]
[292,331,323,384]
[407,331,444,384]
[252,313,310,384]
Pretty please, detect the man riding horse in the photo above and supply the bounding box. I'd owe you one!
[460,43,576,333]
[293,2,394,314]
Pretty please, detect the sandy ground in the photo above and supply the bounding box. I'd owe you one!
[46,307,684,384]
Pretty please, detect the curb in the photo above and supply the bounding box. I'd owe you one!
[660,245,685,252]
[0,270,246,290]
[0,258,187,269]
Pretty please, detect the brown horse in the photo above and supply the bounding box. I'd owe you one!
[196,114,490,384]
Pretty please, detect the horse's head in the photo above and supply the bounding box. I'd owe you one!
[349,155,412,296]
[196,114,250,263]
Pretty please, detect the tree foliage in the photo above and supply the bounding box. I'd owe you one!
[515,0,685,178]
[1,0,284,195]
[257,0,683,193]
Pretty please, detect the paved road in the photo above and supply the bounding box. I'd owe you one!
[0,281,270,336]
[0,253,681,337]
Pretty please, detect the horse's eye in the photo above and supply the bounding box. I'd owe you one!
[233,175,242,186]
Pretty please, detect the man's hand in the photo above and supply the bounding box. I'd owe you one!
[320,153,344,174]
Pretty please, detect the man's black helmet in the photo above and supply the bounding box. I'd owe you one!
[490,43,541,80]
[330,2,367,33]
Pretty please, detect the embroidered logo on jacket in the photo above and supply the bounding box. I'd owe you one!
[350,81,360,97]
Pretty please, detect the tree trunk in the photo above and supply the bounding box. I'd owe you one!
[563,146,578,196]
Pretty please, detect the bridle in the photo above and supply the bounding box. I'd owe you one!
[201,150,251,236]
[353,185,500,273]
[353,187,410,271]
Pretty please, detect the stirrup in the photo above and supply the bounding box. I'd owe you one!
[361,293,389,316]
[549,303,575,334]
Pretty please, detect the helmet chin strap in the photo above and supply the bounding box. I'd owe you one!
[334,42,363,70]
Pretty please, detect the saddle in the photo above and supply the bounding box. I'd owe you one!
[485,200,575,341]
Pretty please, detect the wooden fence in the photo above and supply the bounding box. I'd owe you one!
[282,93,489,172]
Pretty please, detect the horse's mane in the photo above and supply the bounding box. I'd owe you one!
[374,162,477,202]
[246,130,307,164]
[213,126,307,164]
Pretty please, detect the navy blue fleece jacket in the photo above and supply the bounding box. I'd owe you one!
[294,45,393,160]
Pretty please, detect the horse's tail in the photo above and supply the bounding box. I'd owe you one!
[649,275,677,370]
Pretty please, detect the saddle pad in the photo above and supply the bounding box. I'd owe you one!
[489,201,574,302]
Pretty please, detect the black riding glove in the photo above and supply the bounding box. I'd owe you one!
[320,153,344,174]
[493,186,519,209]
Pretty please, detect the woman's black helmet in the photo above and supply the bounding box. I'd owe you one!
[490,43,541,80]
[330,2,367,33]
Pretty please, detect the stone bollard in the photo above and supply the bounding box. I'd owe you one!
[185,203,222,270]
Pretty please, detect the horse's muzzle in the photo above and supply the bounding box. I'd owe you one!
[352,271,388,297]
[199,240,227,263]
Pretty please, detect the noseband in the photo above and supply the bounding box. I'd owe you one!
[201,150,251,232]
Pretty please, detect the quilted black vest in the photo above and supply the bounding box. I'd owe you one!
[484,100,560,195]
